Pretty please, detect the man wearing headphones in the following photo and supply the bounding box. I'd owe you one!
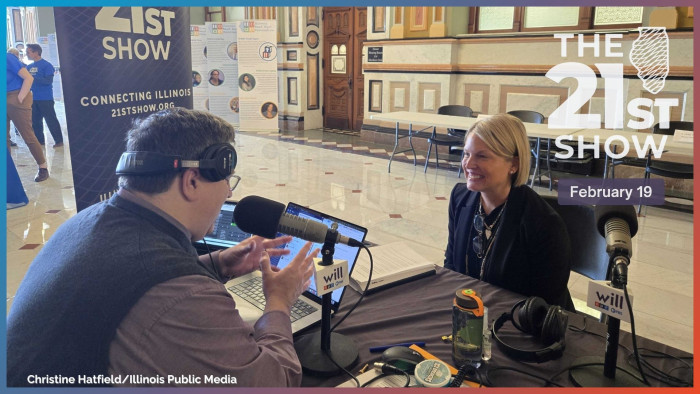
[7,108,318,386]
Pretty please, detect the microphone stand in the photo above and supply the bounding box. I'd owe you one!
[294,229,359,376]
[569,253,645,387]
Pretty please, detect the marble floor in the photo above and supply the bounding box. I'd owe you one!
[5,103,694,354]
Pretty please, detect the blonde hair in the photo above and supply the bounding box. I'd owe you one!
[464,114,530,186]
[7,48,20,57]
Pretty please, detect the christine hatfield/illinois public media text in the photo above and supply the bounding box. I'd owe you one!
[25,374,239,385]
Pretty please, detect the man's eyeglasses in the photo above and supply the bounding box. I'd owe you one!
[226,174,241,192]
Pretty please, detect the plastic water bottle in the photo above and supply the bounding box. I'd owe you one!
[452,289,484,367]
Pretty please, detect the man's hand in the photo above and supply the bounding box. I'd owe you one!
[17,67,33,104]
[17,90,28,104]
[261,242,318,314]
[218,235,292,279]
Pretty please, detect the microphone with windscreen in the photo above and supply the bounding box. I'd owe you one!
[569,206,645,386]
[233,195,363,247]
[235,195,363,375]
[594,205,638,261]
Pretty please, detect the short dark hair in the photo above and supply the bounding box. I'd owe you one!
[26,44,42,56]
[118,107,235,194]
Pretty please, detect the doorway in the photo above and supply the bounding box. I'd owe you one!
[323,7,366,131]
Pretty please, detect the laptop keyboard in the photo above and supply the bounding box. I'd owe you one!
[228,277,318,322]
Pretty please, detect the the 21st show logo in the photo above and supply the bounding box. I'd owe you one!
[549,28,678,161]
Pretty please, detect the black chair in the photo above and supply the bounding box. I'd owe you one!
[543,196,611,320]
[606,128,662,180]
[425,105,473,174]
[607,121,693,180]
[507,110,545,124]
[607,155,646,179]
[507,110,551,190]
[638,121,694,214]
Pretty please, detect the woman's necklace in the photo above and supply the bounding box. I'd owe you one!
[473,198,508,280]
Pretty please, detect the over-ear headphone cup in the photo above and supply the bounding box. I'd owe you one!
[541,306,568,346]
[518,297,548,335]
[540,306,559,345]
[493,299,567,363]
[517,298,534,333]
[199,143,236,182]
[199,145,223,181]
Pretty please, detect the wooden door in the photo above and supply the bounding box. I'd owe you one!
[323,7,366,130]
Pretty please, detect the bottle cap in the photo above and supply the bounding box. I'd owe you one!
[454,289,484,316]
[414,360,452,388]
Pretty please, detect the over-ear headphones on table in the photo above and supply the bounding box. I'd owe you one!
[115,143,237,182]
[491,296,568,363]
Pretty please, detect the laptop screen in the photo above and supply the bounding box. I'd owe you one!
[200,201,251,249]
[270,203,368,308]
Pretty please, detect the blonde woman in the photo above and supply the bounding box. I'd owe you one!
[444,114,572,309]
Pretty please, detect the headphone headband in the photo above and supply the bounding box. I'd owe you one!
[116,151,182,176]
[115,143,237,182]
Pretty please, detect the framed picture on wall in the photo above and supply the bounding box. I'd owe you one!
[409,7,428,31]
[287,50,297,61]
[373,7,386,33]
[369,80,383,112]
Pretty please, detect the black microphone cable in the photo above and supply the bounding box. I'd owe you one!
[626,348,693,387]
[550,360,645,386]
[486,366,564,387]
[324,346,360,388]
[553,299,652,387]
[450,363,484,387]
[329,243,373,332]
[567,315,594,334]
[360,363,410,388]
[623,283,651,386]
[200,238,226,282]
[321,244,374,387]
[568,315,691,386]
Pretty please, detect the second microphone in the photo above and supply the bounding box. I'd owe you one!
[233,195,363,247]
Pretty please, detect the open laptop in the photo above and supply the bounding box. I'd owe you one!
[193,201,251,254]
[225,202,368,334]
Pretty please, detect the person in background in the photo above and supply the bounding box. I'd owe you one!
[7,108,317,387]
[26,44,64,148]
[7,48,20,147]
[6,50,49,182]
[443,114,573,309]
[15,42,27,63]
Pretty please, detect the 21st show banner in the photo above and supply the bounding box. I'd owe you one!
[54,7,193,211]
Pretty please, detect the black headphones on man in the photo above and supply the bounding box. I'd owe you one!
[115,143,237,182]
[491,296,568,363]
